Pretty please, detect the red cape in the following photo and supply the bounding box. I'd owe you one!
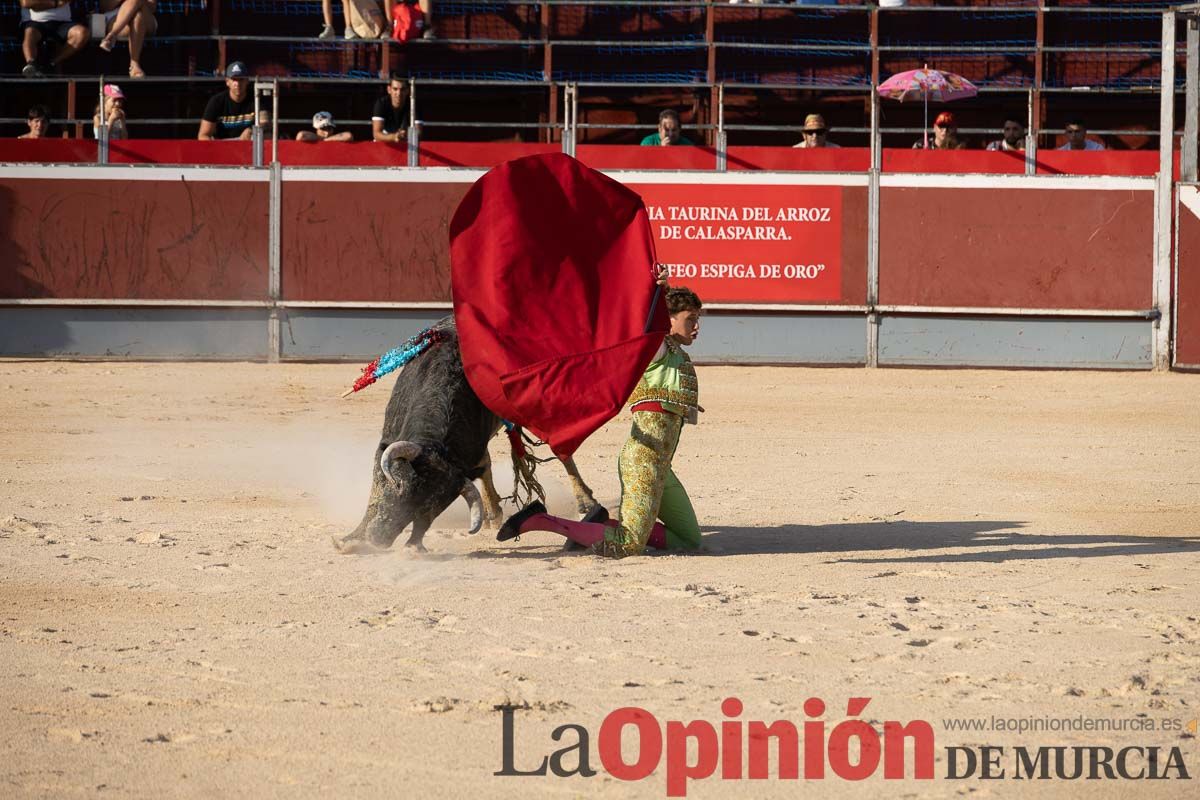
[450,153,668,459]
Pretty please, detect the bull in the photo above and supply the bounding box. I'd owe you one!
[333,317,599,554]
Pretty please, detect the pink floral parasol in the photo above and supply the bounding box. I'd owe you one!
[877,65,978,148]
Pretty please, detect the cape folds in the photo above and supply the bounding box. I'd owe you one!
[450,153,669,460]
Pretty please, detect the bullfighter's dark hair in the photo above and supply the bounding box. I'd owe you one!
[666,286,702,314]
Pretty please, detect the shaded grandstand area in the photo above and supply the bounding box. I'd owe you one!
[0,1,1188,147]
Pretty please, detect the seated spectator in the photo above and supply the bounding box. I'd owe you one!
[387,0,435,41]
[19,0,90,78]
[793,113,840,149]
[372,72,409,143]
[97,0,157,78]
[297,111,353,142]
[319,0,348,39]
[985,116,1025,152]
[18,105,51,139]
[1058,117,1105,151]
[198,62,267,141]
[92,84,128,139]
[322,0,433,40]
[640,109,693,146]
[913,111,967,150]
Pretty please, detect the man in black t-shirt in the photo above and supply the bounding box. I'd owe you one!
[198,61,268,141]
[372,72,410,143]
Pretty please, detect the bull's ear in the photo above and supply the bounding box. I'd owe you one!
[464,466,486,481]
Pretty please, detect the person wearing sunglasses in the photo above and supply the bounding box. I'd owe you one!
[793,113,840,148]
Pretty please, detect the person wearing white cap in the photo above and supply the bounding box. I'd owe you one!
[93,83,128,139]
[297,111,354,143]
[198,61,268,140]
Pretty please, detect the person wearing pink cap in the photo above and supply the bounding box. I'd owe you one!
[92,83,128,139]
[914,111,967,150]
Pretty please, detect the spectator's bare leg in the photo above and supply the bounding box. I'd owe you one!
[52,24,90,66]
[381,0,394,37]
[127,8,155,77]
[22,26,43,65]
[418,0,434,36]
[321,0,333,27]
[100,0,146,52]
[340,0,352,30]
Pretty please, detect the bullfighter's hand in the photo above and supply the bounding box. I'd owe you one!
[654,264,669,286]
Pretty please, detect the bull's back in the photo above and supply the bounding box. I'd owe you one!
[380,320,501,470]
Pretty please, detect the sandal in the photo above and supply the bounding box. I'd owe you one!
[129,63,145,78]
[99,34,115,53]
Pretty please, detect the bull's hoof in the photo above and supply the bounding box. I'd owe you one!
[331,535,387,555]
[403,540,429,554]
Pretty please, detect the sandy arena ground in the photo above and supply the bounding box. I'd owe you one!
[2,361,1199,799]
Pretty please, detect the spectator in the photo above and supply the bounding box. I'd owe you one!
[793,113,840,149]
[640,109,693,146]
[297,111,353,142]
[372,72,409,143]
[1058,117,1105,151]
[319,0,348,39]
[92,83,128,139]
[320,0,427,40]
[19,0,90,78]
[97,0,157,78]
[913,111,967,150]
[18,105,51,139]
[386,0,435,41]
[198,62,267,141]
[986,115,1025,152]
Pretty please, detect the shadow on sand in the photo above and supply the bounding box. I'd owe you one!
[470,519,1200,563]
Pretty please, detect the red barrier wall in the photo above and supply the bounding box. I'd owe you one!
[878,185,1153,309]
[884,149,1025,175]
[1176,186,1200,367]
[277,178,866,305]
[575,144,717,171]
[418,142,559,168]
[0,177,269,300]
[280,181,470,302]
[0,139,98,164]
[279,140,407,166]
[727,147,870,173]
[109,140,254,166]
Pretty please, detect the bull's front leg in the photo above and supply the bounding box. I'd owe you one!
[477,456,504,530]
[560,455,599,516]
[404,514,432,553]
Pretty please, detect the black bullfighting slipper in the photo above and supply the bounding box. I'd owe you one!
[582,505,610,525]
[497,500,547,542]
[563,505,610,551]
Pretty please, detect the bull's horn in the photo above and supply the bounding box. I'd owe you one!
[461,479,484,534]
[380,440,422,487]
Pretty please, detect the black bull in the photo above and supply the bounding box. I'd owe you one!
[333,318,599,554]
